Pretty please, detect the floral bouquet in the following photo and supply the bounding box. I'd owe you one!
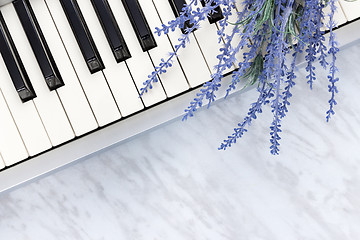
[141,0,356,155]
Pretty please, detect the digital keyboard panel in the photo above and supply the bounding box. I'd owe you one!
[0,0,359,192]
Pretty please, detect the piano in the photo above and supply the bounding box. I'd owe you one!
[0,0,359,193]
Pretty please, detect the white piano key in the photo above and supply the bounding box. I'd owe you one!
[0,48,51,156]
[138,0,189,97]
[234,0,242,12]
[107,0,167,107]
[44,0,121,126]
[184,0,224,74]
[152,0,211,87]
[29,0,98,136]
[0,88,28,166]
[0,153,5,170]
[339,0,360,21]
[75,0,144,117]
[2,4,74,146]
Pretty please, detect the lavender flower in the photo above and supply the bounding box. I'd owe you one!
[326,0,340,122]
[144,0,344,154]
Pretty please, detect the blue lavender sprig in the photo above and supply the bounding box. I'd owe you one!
[315,1,328,69]
[140,0,219,96]
[219,82,273,150]
[183,0,251,120]
[143,0,343,155]
[280,51,297,118]
[304,0,319,89]
[326,0,340,122]
[268,0,294,155]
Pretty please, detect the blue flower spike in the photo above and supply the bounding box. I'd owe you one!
[143,0,342,155]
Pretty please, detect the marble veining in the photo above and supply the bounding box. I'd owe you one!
[1,42,360,240]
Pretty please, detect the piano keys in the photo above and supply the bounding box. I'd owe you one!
[105,0,167,105]
[0,11,36,102]
[13,0,64,90]
[121,0,157,52]
[0,87,28,166]
[2,3,75,147]
[136,0,189,97]
[90,0,131,63]
[0,0,359,193]
[59,0,105,74]
[154,0,211,87]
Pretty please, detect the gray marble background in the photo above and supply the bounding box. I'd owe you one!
[1,41,360,240]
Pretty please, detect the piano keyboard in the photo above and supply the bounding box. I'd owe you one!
[0,0,359,193]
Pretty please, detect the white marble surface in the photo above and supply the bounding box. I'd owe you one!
[1,41,360,240]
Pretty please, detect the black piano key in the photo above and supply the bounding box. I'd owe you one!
[13,0,64,91]
[168,0,185,16]
[168,0,195,34]
[121,0,156,52]
[91,0,131,62]
[0,11,36,102]
[60,0,104,73]
[200,0,223,24]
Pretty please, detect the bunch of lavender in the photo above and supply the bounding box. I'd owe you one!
[141,0,347,155]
